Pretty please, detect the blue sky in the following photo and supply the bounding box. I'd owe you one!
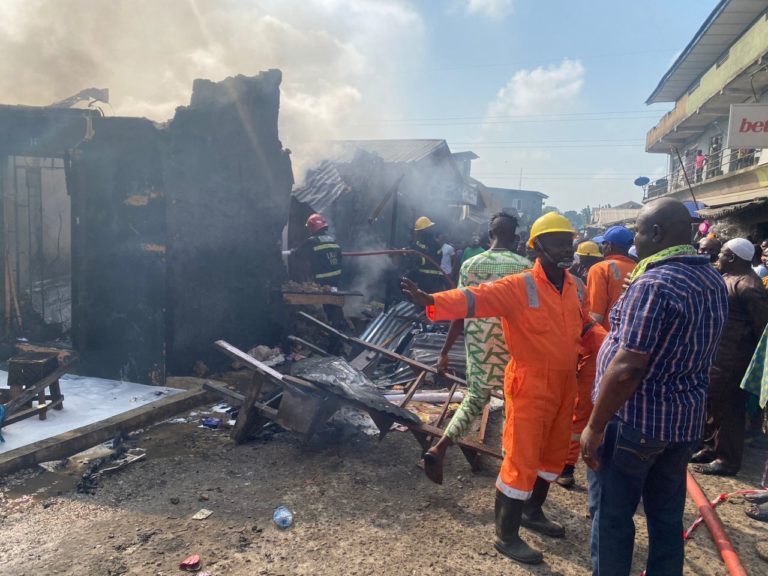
[359,0,719,211]
[0,0,719,211]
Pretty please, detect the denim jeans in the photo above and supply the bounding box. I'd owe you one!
[589,419,696,576]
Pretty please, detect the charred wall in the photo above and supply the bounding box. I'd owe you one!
[164,71,293,373]
[68,117,166,384]
[2,71,293,382]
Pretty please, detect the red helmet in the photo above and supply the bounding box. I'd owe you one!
[305,213,328,234]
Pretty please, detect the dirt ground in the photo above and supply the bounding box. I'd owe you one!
[0,400,766,576]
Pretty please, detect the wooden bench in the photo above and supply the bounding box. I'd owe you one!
[3,351,70,424]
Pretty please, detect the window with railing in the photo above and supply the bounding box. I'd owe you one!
[643,147,762,200]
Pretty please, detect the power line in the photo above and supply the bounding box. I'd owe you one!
[374,110,662,122]
[353,116,662,127]
[449,138,646,145]
[422,48,683,72]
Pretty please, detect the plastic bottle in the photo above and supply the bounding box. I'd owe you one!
[272,505,294,529]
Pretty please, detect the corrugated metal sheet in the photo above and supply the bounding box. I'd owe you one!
[330,139,449,164]
[591,207,641,227]
[697,198,768,218]
[292,161,351,212]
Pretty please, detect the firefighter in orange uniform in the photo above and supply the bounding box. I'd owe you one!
[557,225,637,488]
[402,212,606,566]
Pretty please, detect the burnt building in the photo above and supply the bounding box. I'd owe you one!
[0,71,293,383]
[289,139,472,299]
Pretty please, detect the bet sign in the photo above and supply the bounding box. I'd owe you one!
[727,103,768,148]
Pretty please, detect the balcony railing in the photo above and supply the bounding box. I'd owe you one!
[643,147,763,201]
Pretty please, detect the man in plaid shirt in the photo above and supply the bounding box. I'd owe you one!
[581,199,728,576]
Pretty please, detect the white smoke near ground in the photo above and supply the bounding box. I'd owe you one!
[0,0,425,184]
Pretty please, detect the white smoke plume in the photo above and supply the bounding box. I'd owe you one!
[0,0,425,183]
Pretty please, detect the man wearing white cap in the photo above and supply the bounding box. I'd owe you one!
[693,237,768,476]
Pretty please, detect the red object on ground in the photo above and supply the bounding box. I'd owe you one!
[686,471,748,576]
[179,554,201,571]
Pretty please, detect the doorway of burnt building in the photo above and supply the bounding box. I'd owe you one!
[0,156,72,342]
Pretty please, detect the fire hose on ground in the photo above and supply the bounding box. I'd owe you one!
[637,473,755,576]
[683,471,749,576]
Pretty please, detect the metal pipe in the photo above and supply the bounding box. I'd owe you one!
[686,471,747,576]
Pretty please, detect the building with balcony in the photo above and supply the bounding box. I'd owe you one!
[644,0,768,239]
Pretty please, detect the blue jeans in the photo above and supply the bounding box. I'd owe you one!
[589,419,696,576]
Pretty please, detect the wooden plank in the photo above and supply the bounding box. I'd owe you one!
[3,357,79,416]
[203,381,245,404]
[477,403,491,445]
[0,383,214,477]
[283,293,345,306]
[4,398,64,426]
[231,372,267,444]
[405,421,502,460]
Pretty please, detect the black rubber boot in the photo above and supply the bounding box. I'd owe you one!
[522,477,565,538]
[494,490,544,565]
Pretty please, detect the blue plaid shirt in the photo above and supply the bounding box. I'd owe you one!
[594,256,728,442]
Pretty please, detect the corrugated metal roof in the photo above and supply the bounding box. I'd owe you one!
[292,161,351,212]
[591,207,641,227]
[696,186,768,208]
[329,139,449,164]
[647,0,767,103]
[697,197,768,218]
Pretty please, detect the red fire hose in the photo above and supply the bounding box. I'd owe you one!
[685,471,748,576]
[342,249,456,288]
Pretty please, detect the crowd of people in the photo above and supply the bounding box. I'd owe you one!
[400,200,768,575]
[292,206,768,572]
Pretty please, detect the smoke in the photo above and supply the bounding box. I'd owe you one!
[0,0,425,183]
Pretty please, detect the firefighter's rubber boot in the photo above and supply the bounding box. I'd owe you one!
[522,477,566,538]
[494,490,544,565]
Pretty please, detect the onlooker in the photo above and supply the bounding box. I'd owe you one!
[692,239,768,476]
[581,198,727,576]
[753,243,768,278]
[461,234,485,264]
[740,328,768,558]
[698,235,722,264]
[438,233,456,276]
[558,227,636,489]
[695,149,706,182]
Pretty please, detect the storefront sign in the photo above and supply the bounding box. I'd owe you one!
[727,103,768,148]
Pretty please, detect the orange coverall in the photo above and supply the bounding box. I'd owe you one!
[427,260,605,500]
[565,255,636,466]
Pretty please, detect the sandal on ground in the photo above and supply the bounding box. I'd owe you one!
[693,460,737,476]
[422,452,443,485]
[745,491,768,504]
[745,502,768,522]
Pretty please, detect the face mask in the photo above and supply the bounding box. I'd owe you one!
[537,240,573,269]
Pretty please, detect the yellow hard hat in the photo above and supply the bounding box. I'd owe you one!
[527,212,577,248]
[575,241,601,257]
[414,216,436,231]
